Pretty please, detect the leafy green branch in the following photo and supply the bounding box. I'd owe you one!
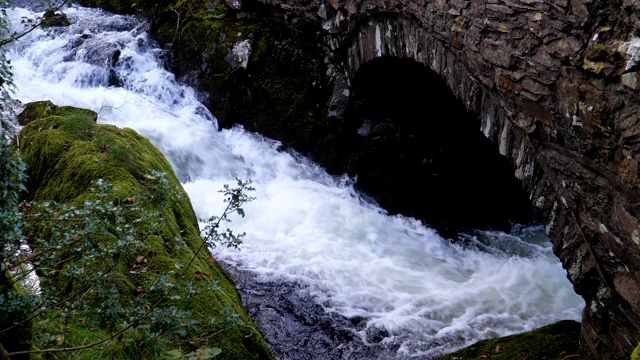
[1,175,255,359]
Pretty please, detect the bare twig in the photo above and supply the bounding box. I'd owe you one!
[0,341,9,360]
[168,6,180,51]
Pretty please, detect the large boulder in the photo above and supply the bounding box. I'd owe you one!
[15,101,274,359]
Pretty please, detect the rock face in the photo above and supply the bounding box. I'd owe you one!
[74,0,640,358]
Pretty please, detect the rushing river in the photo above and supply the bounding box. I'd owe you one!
[7,4,584,359]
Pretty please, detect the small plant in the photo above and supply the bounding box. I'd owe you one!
[0,174,255,359]
[202,178,255,250]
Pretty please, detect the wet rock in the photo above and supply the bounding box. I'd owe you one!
[223,264,399,360]
[107,69,122,87]
[227,40,252,70]
[63,37,120,67]
[41,10,70,27]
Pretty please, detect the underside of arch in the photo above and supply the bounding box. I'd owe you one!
[341,56,534,235]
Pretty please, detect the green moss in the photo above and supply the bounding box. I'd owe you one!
[34,311,170,359]
[436,320,595,360]
[632,343,640,360]
[17,102,273,359]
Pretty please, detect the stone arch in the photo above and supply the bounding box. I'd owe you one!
[337,14,541,207]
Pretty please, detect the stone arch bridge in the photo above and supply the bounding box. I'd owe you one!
[247,2,640,357]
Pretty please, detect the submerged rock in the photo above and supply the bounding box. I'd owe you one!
[41,10,70,27]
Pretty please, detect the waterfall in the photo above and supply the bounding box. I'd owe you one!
[7,4,584,359]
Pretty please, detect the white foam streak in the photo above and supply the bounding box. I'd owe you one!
[8,5,584,357]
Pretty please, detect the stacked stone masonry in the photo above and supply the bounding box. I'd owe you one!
[251,0,640,358]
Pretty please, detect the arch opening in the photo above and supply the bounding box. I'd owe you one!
[342,57,534,235]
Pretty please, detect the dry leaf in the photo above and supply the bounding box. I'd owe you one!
[18,200,32,212]
[122,196,137,205]
[55,335,65,346]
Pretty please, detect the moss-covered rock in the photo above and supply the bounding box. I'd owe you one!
[153,0,328,130]
[77,0,328,133]
[16,101,273,359]
[436,320,595,360]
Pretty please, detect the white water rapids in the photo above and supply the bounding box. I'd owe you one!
[7,5,584,358]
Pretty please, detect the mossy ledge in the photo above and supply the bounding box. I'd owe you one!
[436,320,595,360]
[16,101,274,359]
[76,0,329,145]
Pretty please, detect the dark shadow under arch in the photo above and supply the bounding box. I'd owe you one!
[341,57,534,235]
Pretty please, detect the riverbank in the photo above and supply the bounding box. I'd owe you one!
[437,320,595,360]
